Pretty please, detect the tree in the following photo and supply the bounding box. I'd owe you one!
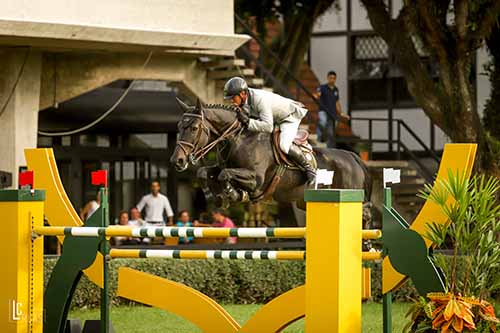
[360,0,500,177]
[484,23,500,165]
[235,0,338,83]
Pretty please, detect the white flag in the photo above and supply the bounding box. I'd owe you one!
[315,169,334,189]
[383,168,400,187]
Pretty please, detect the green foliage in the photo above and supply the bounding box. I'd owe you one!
[44,258,305,309]
[419,171,500,299]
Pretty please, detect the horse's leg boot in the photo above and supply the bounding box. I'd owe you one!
[287,144,316,185]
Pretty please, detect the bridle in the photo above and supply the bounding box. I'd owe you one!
[176,108,242,166]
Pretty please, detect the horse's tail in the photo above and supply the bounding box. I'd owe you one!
[349,151,372,202]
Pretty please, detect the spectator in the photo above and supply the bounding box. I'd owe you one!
[314,70,350,148]
[114,210,132,246]
[176,210,194,244]
[136,181,174,226]
[195,208,237,244]
[80,191,100,221]
[129,207,145,227]
[118,210,129,226]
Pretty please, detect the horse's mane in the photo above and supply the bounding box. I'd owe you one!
[203,103,240,113]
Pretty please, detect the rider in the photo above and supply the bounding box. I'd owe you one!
[223,77,316,184]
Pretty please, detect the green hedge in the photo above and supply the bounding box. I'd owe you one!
[43,257,498,310]
[44,258,306,309]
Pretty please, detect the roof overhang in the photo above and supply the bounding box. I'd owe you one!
[0,19,249,56]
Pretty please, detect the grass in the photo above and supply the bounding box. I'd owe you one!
[70,302,413,332]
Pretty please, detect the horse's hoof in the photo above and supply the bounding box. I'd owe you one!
[240,190,250,203]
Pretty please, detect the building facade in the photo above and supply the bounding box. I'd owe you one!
[310,0,491,153]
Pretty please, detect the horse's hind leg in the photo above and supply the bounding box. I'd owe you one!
[218,168,257,203]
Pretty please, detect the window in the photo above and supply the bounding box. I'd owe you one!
[349,35,420,109]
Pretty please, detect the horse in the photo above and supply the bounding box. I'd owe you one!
[170,99,373,227]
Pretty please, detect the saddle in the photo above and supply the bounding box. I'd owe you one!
[251,129,317,202]
[272,128,317,169]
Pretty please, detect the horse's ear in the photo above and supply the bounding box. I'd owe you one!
[176,97,190,113]
[195,98,203,113]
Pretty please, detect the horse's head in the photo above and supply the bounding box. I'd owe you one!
[170,98,211,172]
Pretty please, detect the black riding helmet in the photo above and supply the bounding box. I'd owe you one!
[223,77,248,100]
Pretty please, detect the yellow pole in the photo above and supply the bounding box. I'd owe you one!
[0,189,45,333]
[305,189,364,333]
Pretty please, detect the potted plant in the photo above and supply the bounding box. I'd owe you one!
[404,171,500,333]
[355,142,371,161]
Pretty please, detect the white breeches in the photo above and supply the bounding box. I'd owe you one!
[279,114,302,154]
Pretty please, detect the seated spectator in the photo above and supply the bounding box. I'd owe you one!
[195,208,237,244]
[129,207,145,227]
[176,210,194,244]
[113,210,133,246]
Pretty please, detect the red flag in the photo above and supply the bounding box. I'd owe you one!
[19,171,34,188]
[91,170,108,187]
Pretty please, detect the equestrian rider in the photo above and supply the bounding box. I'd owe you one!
[223,77,316,185]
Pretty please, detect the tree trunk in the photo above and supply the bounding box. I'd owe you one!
[273,14,311,83]
[272,2,334,84]
[483,25,500,178]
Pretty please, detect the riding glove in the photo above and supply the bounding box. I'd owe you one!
[236,111,250,128]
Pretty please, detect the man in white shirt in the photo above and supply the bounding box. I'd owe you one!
[136,181,174,226]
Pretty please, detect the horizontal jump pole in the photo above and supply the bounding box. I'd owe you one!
[109,249,382,261]
[109,249,306,260]
[33,226,381,240]
[33,226,306,238]
[362,251,383,261]
[362,229,383,240]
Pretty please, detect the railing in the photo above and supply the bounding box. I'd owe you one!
[342,117,441,182]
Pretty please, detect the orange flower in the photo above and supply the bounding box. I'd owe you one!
[428,293,476,332]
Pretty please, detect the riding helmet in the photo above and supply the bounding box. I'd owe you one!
[223,77,248,99]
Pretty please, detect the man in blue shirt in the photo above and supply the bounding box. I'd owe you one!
[315,71,350,148]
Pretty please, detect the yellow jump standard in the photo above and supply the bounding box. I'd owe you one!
[305,189,364,333]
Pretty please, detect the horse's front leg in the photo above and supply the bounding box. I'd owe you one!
[197,166,223,204]
[218,168,257,203]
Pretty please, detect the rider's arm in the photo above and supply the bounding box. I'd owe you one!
[247,98,273,133]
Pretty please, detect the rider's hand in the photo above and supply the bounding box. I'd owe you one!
[340,113,350,122]
[236,111,250,128]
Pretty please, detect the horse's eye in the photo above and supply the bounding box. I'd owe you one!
[192,126,198,131]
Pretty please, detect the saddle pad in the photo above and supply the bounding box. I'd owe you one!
[272,129,317,169]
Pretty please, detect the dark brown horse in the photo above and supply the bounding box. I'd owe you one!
[170,99,372,225]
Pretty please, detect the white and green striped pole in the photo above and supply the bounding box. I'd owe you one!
[33,226,382,240]
[109,249,306,260]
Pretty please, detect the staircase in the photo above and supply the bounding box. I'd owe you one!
[365,160,427,227]
[199,57,274,92]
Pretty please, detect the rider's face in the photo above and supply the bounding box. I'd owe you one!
[231,91,246,106]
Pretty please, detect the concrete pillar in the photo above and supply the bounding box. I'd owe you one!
[0,49,42,188]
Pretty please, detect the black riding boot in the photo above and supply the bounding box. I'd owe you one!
[287,144,316,185]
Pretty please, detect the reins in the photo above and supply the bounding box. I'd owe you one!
[176,108,242,165]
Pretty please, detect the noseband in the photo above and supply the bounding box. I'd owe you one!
[176,109,242,165]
